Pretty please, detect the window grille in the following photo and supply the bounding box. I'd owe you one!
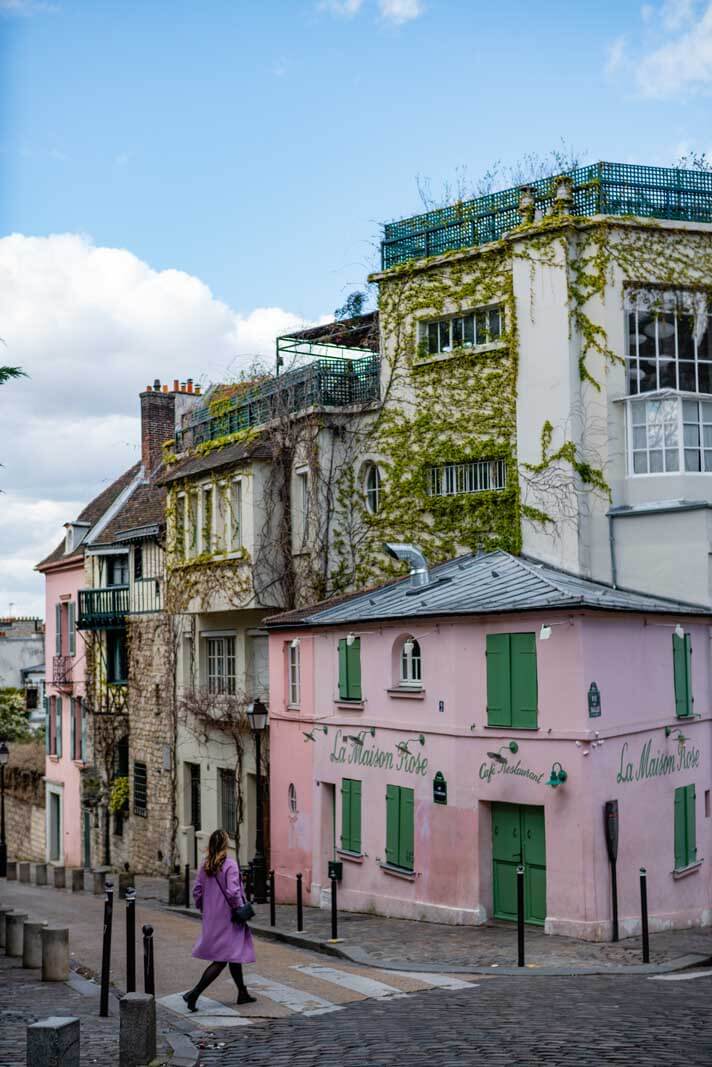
[207,636,236,695]
[220,768,237,836]
[427,459,506,497]
[133,761,147,817]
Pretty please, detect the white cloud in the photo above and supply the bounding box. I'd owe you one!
[379,0,424,22]
[0,0,57,14]
[605,35,626,76]
[320,0,363,15]
[0,233,316,614]
[636,2,712,96]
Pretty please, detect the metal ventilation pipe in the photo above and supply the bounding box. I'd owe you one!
[384,543,429,587]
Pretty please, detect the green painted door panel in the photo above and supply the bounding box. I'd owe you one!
[492,803,546,926]
[492,803,521,861]
[522,806,546,866]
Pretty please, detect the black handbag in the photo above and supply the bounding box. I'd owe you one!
[217,869,255,924]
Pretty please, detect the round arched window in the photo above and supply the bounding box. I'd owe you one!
[364,465,382,514]
[400,637,422,687]
[288,783,297,814]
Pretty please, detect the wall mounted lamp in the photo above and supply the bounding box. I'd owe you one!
[665,727,688,746]
[545,761,568,788]
[290,638,301,649]
[303,725,328,743]
[396,734,425,757]
[486,741,519,765]
[539,620,572,641]
[347,727,376,746]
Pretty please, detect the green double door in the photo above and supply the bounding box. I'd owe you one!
[492,803,546,925]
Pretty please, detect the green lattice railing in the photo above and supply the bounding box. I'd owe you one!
[381,162,712,269]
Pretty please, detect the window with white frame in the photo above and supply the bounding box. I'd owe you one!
[175,494,186,558]
[626,290,712,395]
[420,306,502,357]
[364,464,381,514]
[230,480,243,550]
[427,458,506,497]
[201,486,214,553]
[295,470,308,544]
[288,642,301,706]
[628,396,712,474]
[206,636,236,695]
[187,491,199,556]
[400,637,422,687]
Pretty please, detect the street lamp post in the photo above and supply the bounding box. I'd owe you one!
[0,741,9,878]
[247,699,268,904]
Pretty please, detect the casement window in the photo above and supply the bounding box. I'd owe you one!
[340,778,362,854]
[107,631,128,684]
[674,784,697,870]
[175,495,186,558]
[133,761,147,817]
[207,636,236,695]
[626,294,712,396]
[134,544,143,581]
[288,643,301,706]
[107,555,129,587]
[385,784,414,871]
[230,480,243,550]
[55,603,62,656]
[627,396,712,474]
[486,632,538,729]
[220,768,237,836]
[201,486,214,553]
[187,491,199,557]
[364,465,382,514]
[56,602,76,657]
[400,638,422,687]
[338,637,362,701]
[427,459,506,497]
[46,696,62,757]
[420,306,502,357]
[673,631,693,718]
[70,698,84,762]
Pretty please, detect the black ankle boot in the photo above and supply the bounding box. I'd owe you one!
[182,991,199,1012]
[237,988,256,1005]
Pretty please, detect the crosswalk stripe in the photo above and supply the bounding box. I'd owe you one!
[293,964,408,999]
[388,971,478,990]
[248,974,343,1015]
[650,970,712,982]
[158,992,251,1027]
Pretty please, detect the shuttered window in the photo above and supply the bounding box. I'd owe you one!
[385,784,414,871]
[673,632,693,718]
[68,602,76,656]
[674,784,697,869]
[486,633,538,729]
[338,638,362,701]
[55,696,63,758]
[340,778,362,854]
[55,603,62,655]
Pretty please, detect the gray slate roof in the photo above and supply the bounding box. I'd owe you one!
[268,551,712,628]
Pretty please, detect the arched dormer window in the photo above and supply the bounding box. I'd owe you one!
[400,637,422,688]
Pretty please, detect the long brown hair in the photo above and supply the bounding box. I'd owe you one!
[204,828,229,876]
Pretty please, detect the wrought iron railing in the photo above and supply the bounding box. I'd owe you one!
[77,586,129,630]
[176,353,380,452]
[52,655,75,689]
[381,162,712,269]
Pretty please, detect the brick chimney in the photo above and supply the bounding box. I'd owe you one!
[140,378,176,476]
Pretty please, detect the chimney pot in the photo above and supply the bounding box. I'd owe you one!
[173,379,179,392]
[187,379,194,394]
[146,385,152,392]
[162,383,168,393]
[195,385,202,396]
[154,379,161,390]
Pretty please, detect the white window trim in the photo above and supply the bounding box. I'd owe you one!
[622,391,712,476]
[288,643,301,707]
[399,638,422,689]
[416,304,505,361]
[229,478,244,553]
[364,464,382,514]
[205,635,237,695]
[427,458,506,497]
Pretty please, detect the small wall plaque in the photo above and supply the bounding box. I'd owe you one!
[433,771,447,805]
[588,682,601,718]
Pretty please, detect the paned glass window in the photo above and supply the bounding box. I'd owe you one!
[400,638,422,687]
[427,459,506,496]
[364,465,381,514]
[288,643,301,706]
[423,306,502,356]
[627,302,712,395]
[230,480,242,550]
[219,768,237,836]
[207,636,236,695]
[628,397,712,474]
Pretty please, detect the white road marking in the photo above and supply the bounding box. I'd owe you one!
[293,964,408,999]
[248,974,343,1016]
[388,971,478,990]
[650,969,712,982]
[159,992,251,1027]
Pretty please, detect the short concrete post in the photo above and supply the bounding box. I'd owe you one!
[118,870,135,899]
[23,919,48,968]
[119,993,156,1067]
[6,860,17,880]
[167,874,186,907]
[6,911,28,957]
[92,869,107,895]
[26,1016,80,1067]
[0,903,14,948]
[34,862,48,886]
[70,868,84,892]
[41,926,69,981]
[19,861,31,883]
[53,865,66,889]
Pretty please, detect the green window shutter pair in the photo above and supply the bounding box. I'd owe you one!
[70,699,76,761]
[385,784,414,870]
[674,784,697,869]
[338,638,362,701]
[81,701,88,762]
[55,696,63,758]
[44,697,50,754]
[486,633,538,728]
[340,778,362,853]
[68,602,76,657]
[673,633,693,718]
[55,603,62,655]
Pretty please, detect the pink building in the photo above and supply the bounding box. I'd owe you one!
[268,550,712,940]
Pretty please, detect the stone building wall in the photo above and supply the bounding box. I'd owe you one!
[4,742,45,862]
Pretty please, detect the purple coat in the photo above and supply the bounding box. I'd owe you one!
[192,857,256,964]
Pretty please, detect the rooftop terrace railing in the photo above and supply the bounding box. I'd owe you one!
[381,162,712,269]
[176,352,380,452]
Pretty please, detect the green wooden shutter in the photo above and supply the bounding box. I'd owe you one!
[68,602,76,656]
[338,639,348,700]
[340,778,352,850]
[486,633,511,726]
[686,784,697,865]
[347,639,361,700]
[70,699,76,761]
[385,785,399,865]
[55,603,62,655]
[674,786,687,869]
[55,696,63,758]
[81,700,88,762]
[673,633,692,717]
[44,697,50,754]
[350,779,362,854]
[511,633,538,729]
[398,787,414,870]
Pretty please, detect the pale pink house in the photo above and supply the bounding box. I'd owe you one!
[268,550,712,940]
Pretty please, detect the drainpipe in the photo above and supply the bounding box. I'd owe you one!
[608,513,618,589]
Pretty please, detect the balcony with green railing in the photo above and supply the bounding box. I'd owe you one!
[381,162,712,269]
[77,586,129,630]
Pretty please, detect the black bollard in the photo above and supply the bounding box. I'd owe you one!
[516,865,525,968]
[330,875,338,942]
[296,872,304,932]
[184,864,190,909]
[99,879,114,1017]
[640,867,650,964]
[125,887,136,994]
[142,923,155,996]
[269,870,276,928]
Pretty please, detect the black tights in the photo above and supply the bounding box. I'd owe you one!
[190,960,247,999]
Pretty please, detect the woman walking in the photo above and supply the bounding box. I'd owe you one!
[183,828,256,1011]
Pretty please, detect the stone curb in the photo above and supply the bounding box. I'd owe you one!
[164,906,712,977]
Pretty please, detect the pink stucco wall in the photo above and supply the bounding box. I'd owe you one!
[269,611,712,939]
[44,559,87,869]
